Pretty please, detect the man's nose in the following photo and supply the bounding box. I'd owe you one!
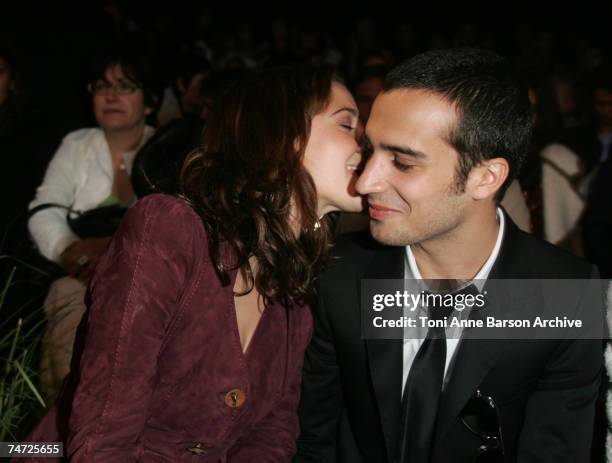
[355,154,386,195]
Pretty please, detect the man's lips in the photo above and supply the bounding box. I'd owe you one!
[367,202,401,219]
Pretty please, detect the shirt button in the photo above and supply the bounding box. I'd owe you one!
[224,388,247,408]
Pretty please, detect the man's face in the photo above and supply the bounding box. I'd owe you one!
[356,89,471,246]
[594,88,612,128]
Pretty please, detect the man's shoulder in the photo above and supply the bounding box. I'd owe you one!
[500,221,594,279]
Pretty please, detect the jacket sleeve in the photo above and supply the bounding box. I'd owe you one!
[28,135,80,262]
[227,308,313,463]
[516,268,604,462]
[66,195,198,462]
[294,289,344,462]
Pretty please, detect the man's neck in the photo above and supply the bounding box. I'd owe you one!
[411,205,500,282]
[104,124,145,160]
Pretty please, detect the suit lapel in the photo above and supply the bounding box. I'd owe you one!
[435,293,508,439]
[435,212,538,439]
[363,246,405,461]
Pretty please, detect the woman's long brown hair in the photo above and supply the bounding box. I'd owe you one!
[181,66,338,306]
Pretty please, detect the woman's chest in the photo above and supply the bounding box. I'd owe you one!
[146,286,291,435]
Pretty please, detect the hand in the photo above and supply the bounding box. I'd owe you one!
[61,237,112,283]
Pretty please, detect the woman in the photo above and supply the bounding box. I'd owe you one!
[27,50,158,402]
[25,66,362,462]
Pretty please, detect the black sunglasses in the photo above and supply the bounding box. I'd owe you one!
[460,389,506,463]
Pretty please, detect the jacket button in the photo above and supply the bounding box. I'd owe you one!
[187,443,211,455]
[224,388,247,408]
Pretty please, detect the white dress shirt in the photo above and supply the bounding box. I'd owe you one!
[402,208,505,393]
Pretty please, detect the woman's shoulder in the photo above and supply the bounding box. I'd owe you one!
[127,194,202,228]
[53,128,104,160]
[61,127,104,144]
[120,194,207,253]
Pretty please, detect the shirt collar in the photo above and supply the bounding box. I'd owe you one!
[405,207,505,291]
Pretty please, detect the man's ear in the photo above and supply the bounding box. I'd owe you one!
[468,157,509,200]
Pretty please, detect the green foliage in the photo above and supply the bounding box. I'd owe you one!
[0,256,48,440]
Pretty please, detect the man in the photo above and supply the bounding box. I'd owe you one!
[295,48,603,462]
[579,68,612,278]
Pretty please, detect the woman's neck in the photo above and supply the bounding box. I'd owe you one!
[104,124,145,160]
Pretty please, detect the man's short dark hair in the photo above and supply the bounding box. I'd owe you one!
[383,47,533,198]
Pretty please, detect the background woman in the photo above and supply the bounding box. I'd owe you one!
[27,49,158,402]
[24,66,362,462]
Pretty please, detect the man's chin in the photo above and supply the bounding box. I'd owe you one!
[369,221,413,247]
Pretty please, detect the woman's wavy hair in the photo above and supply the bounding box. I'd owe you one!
[181,66,339,306]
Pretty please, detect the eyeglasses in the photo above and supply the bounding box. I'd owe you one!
[87,79,141,95]
[460,389,506,463]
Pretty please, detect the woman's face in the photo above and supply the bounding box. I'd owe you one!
[0,57,13,107]
[303,82,363,216]
[92,64,151,132]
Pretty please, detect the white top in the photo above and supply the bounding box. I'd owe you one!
[28,126,154,263]
[402,207,505,393]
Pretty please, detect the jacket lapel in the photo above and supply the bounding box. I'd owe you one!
[363,246,405,461]
[435,211,538,440]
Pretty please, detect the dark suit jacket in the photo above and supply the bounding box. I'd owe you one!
[295,213,603,463]
[24,194,312,462]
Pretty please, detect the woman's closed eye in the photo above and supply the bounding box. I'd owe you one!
[340,122,356,132]
[338,116,357,132]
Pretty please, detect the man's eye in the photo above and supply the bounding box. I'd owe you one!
[393,157,414,172]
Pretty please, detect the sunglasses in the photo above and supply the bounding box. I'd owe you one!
[460,389,506,463]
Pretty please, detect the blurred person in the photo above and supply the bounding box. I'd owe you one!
[553,74,585,130]
[0,43,53,250]
[262,18,301,67]
[27,49,158,402]
[23,66,364,461]
[580,68,612,277]
[0,44,25,238]
[131,69,247,198]
[156,47,212,126]
[518,73,586,252]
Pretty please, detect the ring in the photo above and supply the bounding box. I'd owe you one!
[77,255,90,266]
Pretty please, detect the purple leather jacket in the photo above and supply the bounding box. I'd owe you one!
[25,194,313,462]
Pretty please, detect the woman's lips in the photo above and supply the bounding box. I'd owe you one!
[368,202,400,220]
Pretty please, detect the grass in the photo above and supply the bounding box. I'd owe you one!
[0,255,50,440]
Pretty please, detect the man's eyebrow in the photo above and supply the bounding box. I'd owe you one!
[380,143,428,159]
[331,107,359,117]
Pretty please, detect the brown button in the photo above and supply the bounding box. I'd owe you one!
[187,443,211,455]
[224,388,247,408]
